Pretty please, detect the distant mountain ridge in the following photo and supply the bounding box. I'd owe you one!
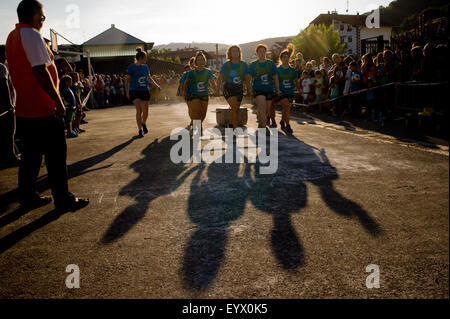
[154,42,229,52]
[154,36,294,61]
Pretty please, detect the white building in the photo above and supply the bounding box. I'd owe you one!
[83,24,154,58]
[310,12,396,57]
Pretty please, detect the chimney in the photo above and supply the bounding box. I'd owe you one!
[111,24,115,28]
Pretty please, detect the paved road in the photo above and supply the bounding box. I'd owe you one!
[0,100,448,298]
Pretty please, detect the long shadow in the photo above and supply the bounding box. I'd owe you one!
[273,133,382,236]
[101,135,198,244]
[0,208,69,254]
[0,138,136,215]
[181,130,384,291]
[182,145,251,291]
[181,131,307,291]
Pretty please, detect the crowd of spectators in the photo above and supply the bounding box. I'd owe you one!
[88,71,185,107]
[291,42,448,125]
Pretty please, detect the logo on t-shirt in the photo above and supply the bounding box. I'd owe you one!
[282,80,292,89]
[261,74,269,86]
[138,76,147,87]
[197,82,206,92]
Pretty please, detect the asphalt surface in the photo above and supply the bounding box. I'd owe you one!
[0,98,448,299]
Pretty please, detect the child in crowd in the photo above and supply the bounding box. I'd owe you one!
[313,69,325,104]
[328,75,340,116]
[345,61,363,116]
[301,71,313,105]
[60,75,78,138]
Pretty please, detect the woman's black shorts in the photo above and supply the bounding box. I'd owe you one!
[253,91,274,101]
[129,90,150,102]
[186,94,209,102]
[223,83,244,102]
[275,93,295,104]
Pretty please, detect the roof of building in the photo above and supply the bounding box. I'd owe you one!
[83,24,148,46]
[310,13,397,27]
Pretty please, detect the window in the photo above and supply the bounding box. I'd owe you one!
[340,24,344,31]
[348,36,352,43]
[347,25,352,32]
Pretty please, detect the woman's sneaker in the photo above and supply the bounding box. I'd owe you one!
[67,131,78,139]
[142,124,148,134]
[138,130,144,138]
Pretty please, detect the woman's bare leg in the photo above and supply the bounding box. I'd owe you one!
[227,96,241,128]
[133,99,143,130]
[255,95,268,127]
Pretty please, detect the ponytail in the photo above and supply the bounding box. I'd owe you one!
[135,47,147,63]
[279,43,295,62]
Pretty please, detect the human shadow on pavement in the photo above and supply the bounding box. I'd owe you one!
[0,138,136,215]
[0,208,69,254]
[101,136,199,244]
[181,145,251,291]
[181,130,383,291]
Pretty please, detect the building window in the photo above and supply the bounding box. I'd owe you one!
[348,49,353,55]
[340,24,344,31]
[348,36,352,43]
[347,25,352,32]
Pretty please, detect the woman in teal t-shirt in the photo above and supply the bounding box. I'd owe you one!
[248,44,280,134]
[126,48,160,138]
[217,45,251,129]
[274,44,300,134]
[184,51,216,134]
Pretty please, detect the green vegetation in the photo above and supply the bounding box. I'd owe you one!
[378,0,448,30]
[291,24,345,61]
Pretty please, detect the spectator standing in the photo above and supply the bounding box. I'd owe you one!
[0,45,20,167]
[5,0,88,210]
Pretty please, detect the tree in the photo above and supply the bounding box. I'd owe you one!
[292,24,345,61]
[166,57,173,63]
[174,56,181,64]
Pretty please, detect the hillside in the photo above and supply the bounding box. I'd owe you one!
[239,36,294,61]
[154,42,229,53]
[377,0,449,28]
[154,36,295,62]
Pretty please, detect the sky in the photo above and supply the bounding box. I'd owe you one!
[0,0,394,45]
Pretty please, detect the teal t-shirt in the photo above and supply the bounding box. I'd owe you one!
[220,61,249,85]
[248,60,278,92]
[186,68,215,96]
[179,72,189,84]
[277,66,299,95]
[127,63,150,91]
